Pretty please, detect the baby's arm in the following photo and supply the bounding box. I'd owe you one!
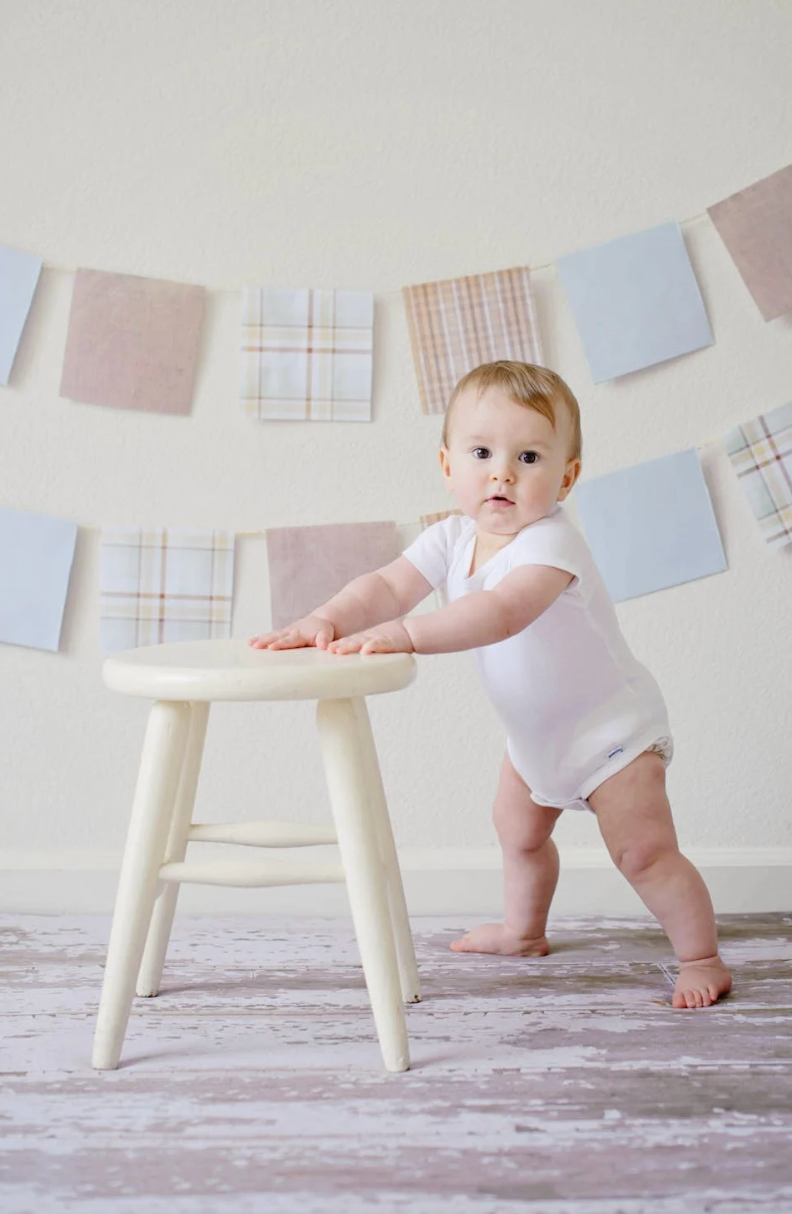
[249,557,434,649]
[330,564,573,655]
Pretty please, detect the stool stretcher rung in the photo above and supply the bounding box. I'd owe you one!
[187,821,337,848]
[158,858,346,888]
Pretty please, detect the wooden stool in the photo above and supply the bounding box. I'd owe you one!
[92,639,419,1073]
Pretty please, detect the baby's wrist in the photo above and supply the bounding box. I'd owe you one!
[401,617,418,653]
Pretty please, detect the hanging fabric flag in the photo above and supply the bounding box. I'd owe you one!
[61,270,205,414]
[556,223,713,383]
[419,509,461,529]
[574,448,727,601]
[0,244,43,385]
[722,401,792,549]
[240,287,374,421]
[0,507,77,651]
[402,268,542,416]
[100,528,234,653]
[708,164,792,321]
[266,522,399,629]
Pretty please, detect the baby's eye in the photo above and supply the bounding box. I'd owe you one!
[472,447,490,459]
[520,451,540,464]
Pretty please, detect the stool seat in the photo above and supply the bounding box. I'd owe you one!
[103,639,416,702]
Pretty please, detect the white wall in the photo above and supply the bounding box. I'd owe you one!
[2,0,791,915]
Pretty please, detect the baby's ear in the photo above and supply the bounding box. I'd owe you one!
[439,446,452,478]
[559,457,582,500]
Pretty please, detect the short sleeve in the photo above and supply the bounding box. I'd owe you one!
[505,511,587,589]
[402,517,459,589]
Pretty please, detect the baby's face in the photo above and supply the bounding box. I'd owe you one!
[440,385,581,539]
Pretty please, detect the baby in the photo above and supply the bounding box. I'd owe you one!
[250,360,732,1010]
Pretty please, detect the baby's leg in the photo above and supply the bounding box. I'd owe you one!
[589,752,732,1008]
[451,752,562,956]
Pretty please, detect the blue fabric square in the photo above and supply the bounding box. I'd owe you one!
[557,223,713,382]
[574,449,727,601]
[0,508,78,650]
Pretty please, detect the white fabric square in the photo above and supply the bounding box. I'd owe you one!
[101,527,235,653]
[241,287,373,421]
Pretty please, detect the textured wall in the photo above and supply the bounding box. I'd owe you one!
[1,0,791,907]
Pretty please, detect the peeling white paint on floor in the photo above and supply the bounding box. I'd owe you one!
[1,913,791,1213]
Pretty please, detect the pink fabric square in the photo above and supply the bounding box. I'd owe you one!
[708,164,792,321]
[60,269,205,413]
[266,522,400,629]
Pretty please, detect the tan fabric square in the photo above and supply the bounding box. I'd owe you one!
[708,165,792,321]
[266,522,400,629]
[61,269,205,413]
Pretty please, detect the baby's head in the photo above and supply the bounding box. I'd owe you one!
[440,361,582,535]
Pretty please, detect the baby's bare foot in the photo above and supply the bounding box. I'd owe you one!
[672,954,733,1009]
[450,923,550,957]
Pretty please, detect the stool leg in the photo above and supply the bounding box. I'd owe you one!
[316,697,409,1073]
[92,700,191,1070]
[136,701,210,998]
[352,698,420,1004]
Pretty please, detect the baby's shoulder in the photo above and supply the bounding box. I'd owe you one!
[505,507,595,588]
[428,511,474,552]
[511,506,586,554]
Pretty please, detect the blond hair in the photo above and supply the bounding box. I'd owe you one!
[442,361,582,462]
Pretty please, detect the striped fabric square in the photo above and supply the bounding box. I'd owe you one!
[240,288,374,421]
[402,268,542,415]
[266,522,399,629]
[722,401,792,549]
[101,528,235,653]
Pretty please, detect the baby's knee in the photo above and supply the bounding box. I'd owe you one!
[613,838,673,881]
[493,802,553,854]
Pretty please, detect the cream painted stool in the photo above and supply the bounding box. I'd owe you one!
[92,639,419,1073]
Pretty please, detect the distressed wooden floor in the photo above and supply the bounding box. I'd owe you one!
[1,913,791,1214]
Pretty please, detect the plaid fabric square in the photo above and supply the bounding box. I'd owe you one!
[240,288,373,421]
[402,268,542,415]
[722,401,792,549]
[101,528,235,653]
[266,522,399,629]
[419,509,462,529]
[708,164,792,321]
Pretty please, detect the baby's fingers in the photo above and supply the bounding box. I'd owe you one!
[328,635,364,654]
[266,631,309,650]
[360,637,394,655]
[249,632,278,648]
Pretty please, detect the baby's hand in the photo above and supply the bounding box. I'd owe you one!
[327,620,414,656]
[249,614,335,650]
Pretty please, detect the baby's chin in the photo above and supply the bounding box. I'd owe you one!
[474,507,547,533]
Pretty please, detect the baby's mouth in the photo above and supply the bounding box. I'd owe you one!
[487,494,514,505]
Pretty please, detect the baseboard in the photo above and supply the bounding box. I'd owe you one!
[1,846,790,916]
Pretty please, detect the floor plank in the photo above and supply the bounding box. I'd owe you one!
[1,913,791,1213]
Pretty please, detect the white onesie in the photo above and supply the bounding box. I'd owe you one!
[402,505,672,812]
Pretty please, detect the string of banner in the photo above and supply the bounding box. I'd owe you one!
[2,166,790,653]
